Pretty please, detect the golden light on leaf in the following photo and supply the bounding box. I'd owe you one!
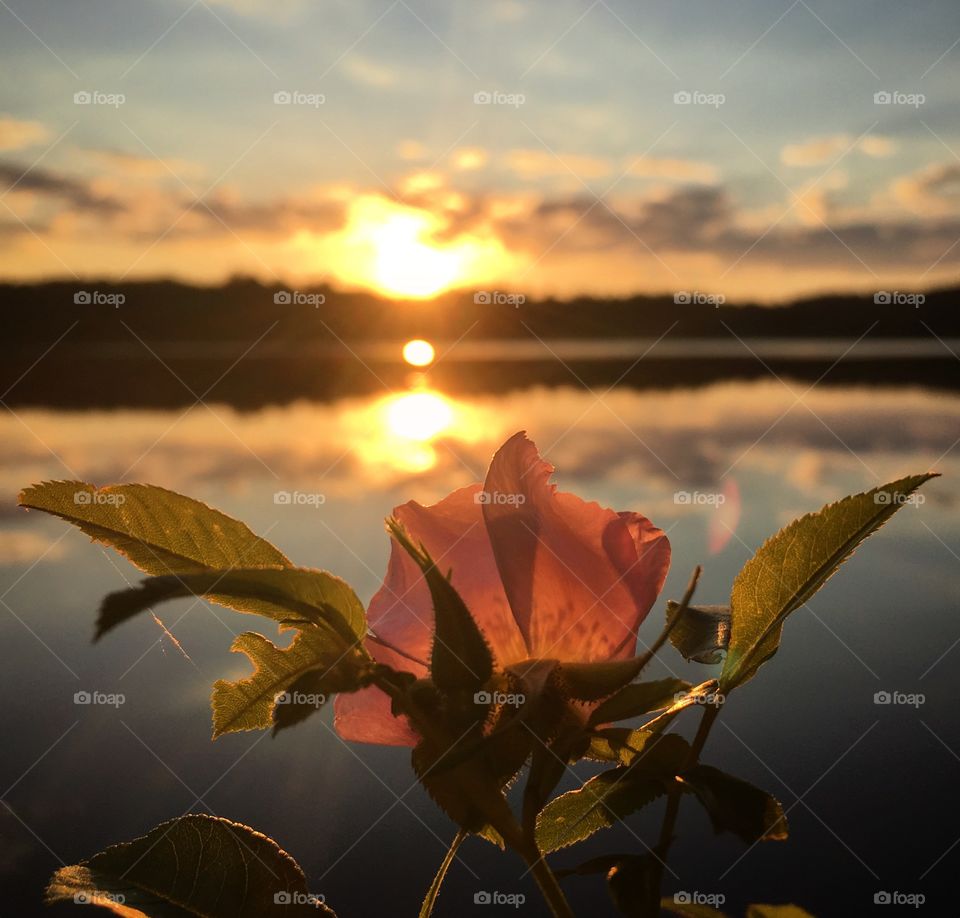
[402,339,435,367]
[331,195,514,299]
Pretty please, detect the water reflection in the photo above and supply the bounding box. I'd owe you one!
[2,379,958,916]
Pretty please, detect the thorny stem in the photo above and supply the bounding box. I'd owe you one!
[419,829,467,918]
[371,670,575,918]
[653,699,722,892]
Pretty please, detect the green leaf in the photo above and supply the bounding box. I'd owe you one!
[720,473,937,691]
[535,732,690,852]
[45,814,334,916]
[388,519,493,692]
[100,567,366,645]
[212,628,366,739]
[589,678,693,727]
[19,481,294,624]
[680,764,788,844]
[555,658,653,702]
[665,602,731,664]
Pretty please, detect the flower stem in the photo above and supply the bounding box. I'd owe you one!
[419,829,466,918]
[496,818,574,918]
[654,701,721,886]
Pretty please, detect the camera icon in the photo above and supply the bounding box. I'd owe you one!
[873,491,892,505]
[474,891,492,904]
[473,691,493,705]
[474,91,492,104]
[874,291,891,304]
[74,290,91,304]
[674,291,691,304]
[874,91,892,104]
[73,91,92,105]
[274,290,292,304]
[674,490,692,505]
[673,91,692,104]
[274,891,292,904]
[73,892,92,904]
[474,291,491,304]
[874,691,892,705]
[73,491,92,505]
[474,491,492,505]
[674,891,692,904]
[273,91,292,104]
[274,491,292,505]
[874,891,891,904]
[275,692,292,705]
[74,691,92,705]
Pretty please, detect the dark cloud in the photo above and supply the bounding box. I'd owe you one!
[0,161,125,215]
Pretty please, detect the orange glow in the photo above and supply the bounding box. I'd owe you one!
[330,196,513,299]
[402,339,435,367]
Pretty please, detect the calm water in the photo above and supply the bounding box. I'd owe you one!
[2,379,959,916]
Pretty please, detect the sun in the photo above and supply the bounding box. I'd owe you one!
[402,339,435,367]
[330,195,513,299]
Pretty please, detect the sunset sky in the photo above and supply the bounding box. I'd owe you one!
[2,0,959,301]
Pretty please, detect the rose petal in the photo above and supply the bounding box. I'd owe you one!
[333,643,421,746]
[366,483,528,668]
[482,432,670,661]
[334,482,529,746]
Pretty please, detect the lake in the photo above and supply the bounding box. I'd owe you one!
[2,373,958,916]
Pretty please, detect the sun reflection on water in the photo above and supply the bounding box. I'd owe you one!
[352,385,482,473]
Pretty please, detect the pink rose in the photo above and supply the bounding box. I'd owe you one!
[335,432,671,745]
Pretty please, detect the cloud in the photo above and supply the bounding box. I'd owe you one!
[505,149,612,179]
[0,116,49,152]
[625,157,718,183]
[82,149,205,181]
[781,134,896,167]
[451,148,488,171]
[891,162,960,215]
[341,56,400,89]
[0,161,124,215]
[397,140,427,161]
